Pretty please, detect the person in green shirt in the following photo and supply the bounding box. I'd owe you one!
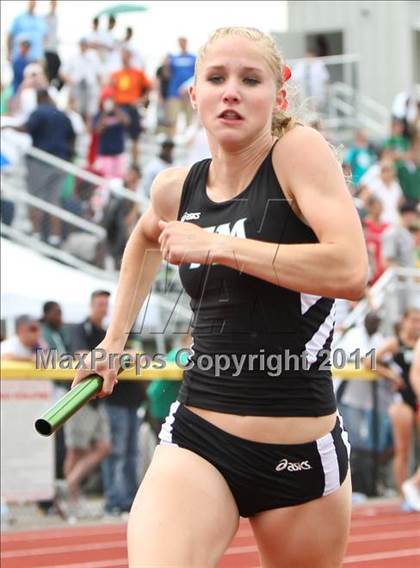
[147,333,192,435]
[396,139,420,203]
[40,301,70,355]
[39,300,70,513]
[384,119,410,156]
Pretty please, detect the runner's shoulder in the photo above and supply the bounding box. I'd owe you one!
[150,166,190,221]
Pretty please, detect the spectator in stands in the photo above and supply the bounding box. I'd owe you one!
[166,37,196,136]
[292,48,330,113]
[12,62,51,121]
[155,56,171,134]
[44,0,62,88]
[2,88,75,244]
[60,37,102,124]
[90,88,130,221]
[141,139,174,199]
[106,15,117,42]
[1,315,47,361]
[111,48,152,166]
[86,16,104,51]
[344,129,377,187]
[65,92,87,158]
[12,37,33,95]
[93,87,130,180]
[372,309,420,506]
[7,1,47,64]
[392,87,420,140]
[87,16,111,75]
[63,290,112,520]
[383,202,419,319]
[359,147,395,191]
[40,301,69,356]
[101,15,120,74]
[365,160,404,225]
[40,300,69,481]
[102,332,146,515]
[103,165,142,269]
[120,27,145,70]
[382,202,418,270]
[363,196,388,285]
[338,312,392,456]
[395,137,420,204]
[384,118,410,156]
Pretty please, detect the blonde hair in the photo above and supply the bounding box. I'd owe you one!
[195,27,296,138]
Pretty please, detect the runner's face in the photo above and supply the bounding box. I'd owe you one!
[192,37,280,147]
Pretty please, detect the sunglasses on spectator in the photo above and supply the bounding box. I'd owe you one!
[28,325,40,332]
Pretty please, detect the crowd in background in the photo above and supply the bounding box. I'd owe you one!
[1,1,201,262]
[1,1,419,271]
[1,294,191,521]
[1,1,420,520]
[342,120,419,286]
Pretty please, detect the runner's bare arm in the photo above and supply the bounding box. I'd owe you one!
[103,166,188,351]
[71,167,187,395]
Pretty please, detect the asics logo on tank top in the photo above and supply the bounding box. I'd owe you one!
[275,458,312,472]
[181,211,201,221]
[189,217,247,269]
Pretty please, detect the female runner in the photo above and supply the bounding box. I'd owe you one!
[73,27,368,567]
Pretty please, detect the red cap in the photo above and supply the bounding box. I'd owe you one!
[100,86,115,101]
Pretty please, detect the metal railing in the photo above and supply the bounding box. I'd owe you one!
[334,266,420,346]
[1,139,149,275]
[327,82,390,139]
[24,145,149,209]
[286,53,390,141]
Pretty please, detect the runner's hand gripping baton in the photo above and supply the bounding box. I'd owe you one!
[34,375,103,436]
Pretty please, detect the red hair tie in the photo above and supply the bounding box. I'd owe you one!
[283,65,292,82]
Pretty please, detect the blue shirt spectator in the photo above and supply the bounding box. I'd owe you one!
[93,111,127,156]
[8,3,48,62]
[167,37,196,99]
[12,39,33,94]
[25,91,75,160]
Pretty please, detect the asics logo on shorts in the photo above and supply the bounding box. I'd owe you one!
[181,211,201,221]
[275,458,312,472]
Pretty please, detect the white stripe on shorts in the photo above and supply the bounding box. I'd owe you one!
[158,400,180,445]
[337,412,351,459]
[316,432,340,496]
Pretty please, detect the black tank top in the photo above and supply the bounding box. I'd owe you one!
[392,338,416,411]
[176,142,337,416]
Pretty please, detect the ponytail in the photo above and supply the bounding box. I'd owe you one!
[271,109,296,138]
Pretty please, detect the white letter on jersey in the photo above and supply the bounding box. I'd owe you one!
[189,217,247,269]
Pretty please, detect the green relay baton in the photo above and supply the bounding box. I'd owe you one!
[34,375,103,437]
